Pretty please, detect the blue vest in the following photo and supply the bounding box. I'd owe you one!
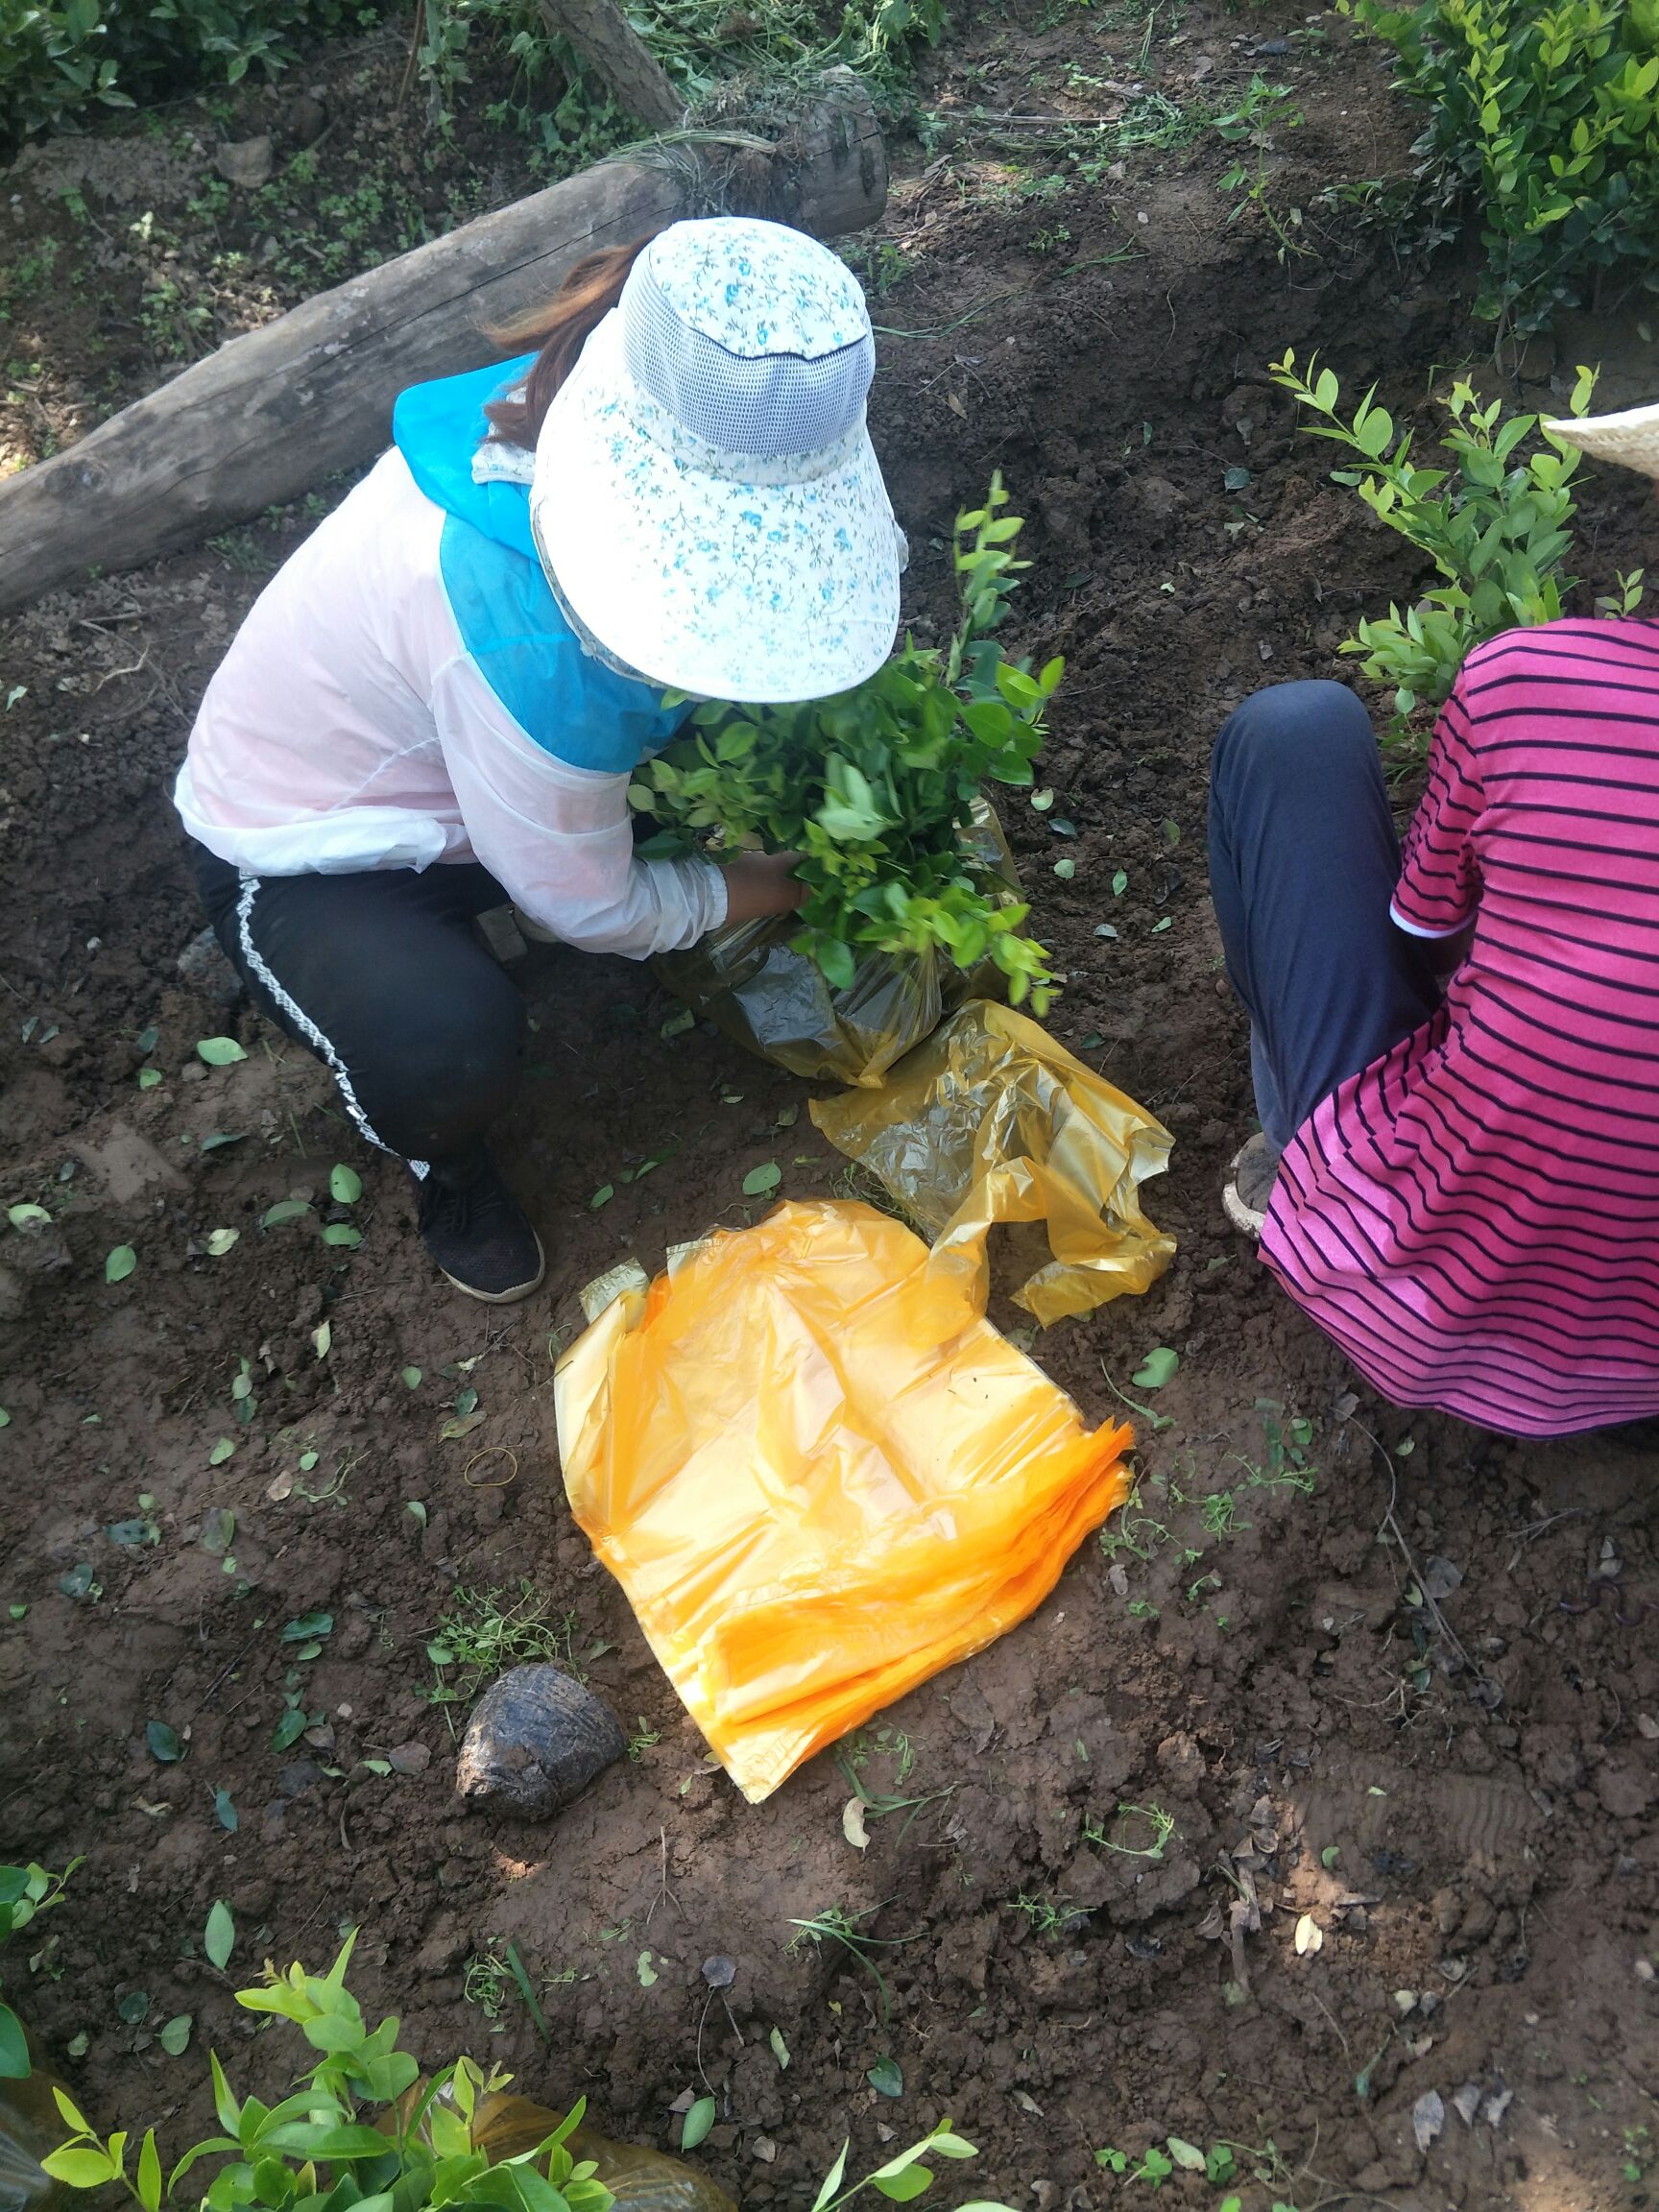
[392,355,690,775]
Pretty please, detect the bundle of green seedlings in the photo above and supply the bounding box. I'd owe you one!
[629,476,1063,1015]
[1271,349,1645,752]
[41,1934,1014,2212]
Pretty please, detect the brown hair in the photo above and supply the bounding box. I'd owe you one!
[483,235,657,451]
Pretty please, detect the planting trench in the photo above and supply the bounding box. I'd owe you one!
[3,10,1659,2209]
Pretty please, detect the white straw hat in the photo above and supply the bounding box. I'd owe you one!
[1544,398,1659,477]
[530,216,904,705]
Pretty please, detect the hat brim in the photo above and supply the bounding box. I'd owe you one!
[530,311,902,706]
[1544,399,1659,476]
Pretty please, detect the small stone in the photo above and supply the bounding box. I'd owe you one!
[215,135,275,188]
[702,1955,737,1988]
[454,1663,625,1816]
[177,926,244,1007]
[1412,2090,1444,2153]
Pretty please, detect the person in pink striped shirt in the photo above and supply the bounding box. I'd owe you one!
[1208,400,1659,1437]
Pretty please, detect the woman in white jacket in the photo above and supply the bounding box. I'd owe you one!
[180,216,905,1301]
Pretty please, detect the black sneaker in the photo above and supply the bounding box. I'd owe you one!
[416,1148,545,1304]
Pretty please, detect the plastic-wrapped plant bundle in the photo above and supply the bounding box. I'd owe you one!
[636,477,1063,1085]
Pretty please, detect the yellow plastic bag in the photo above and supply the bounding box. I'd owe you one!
[651,804,1026,1088]
[810,1000,1176,1327]
[554,1199,1133,1803]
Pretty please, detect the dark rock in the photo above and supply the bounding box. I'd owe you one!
[454,1662,625,1816]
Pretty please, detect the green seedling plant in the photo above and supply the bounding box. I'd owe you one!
[1095,2133,1300,2208]
[1343,0,1659,338]
[811,2120,1014,2212]
[1214,76,1309,256]
[1271,350,1642,748]
[42,1932,613,2212]
[0,1857,78,2077]
[630,477,1062,1011]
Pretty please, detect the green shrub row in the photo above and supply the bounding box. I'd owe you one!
[1346,0,1659,335]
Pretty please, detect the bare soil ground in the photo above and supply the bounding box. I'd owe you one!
[3,9,1658,2210]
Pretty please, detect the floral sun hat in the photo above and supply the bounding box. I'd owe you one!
[1544,397,1659,478]
[530,216,905,705]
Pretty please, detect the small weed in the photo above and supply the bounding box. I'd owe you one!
[425,1580,578,1705]
[1099,1479,1175,1566]
[1008,1889,1085,1936]
[462,1941,513,2027]
[1085,1801,1176,1860]
[627,1719,662,1761]
[788,1903,921,2021]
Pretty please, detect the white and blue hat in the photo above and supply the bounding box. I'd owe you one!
[530,216,905,705]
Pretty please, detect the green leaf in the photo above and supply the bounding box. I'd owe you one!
[328,1165,363,1205]
[272,1710,306,1753]
[261,1200,311,1228]
[213,1788,238,1834]
[116,1991,151,2025]
[137,1068,162,1091]
[321,1224,362,1248]
[158,2014,193,2057]
[1132,1347,1179,1390]
[196,1038,247,1066]
[769,2026,790,2069]
[146,1719,182,1764]
[105,1244,137,1284]
[282,1612,333,1643]
[208,1438,235,1467]
[742,1163,781,1197]
[7,1204,49,1231]
[40,2150,116,2187]
[682,2098,716,2152]
[1166,2140,1206,2172]
[867,2057,904,2099]
[875,2170,932,2202]
[0,2004,27,2079]
[136,2132,163,2212]
[1052,857,1075,880]
[400,1367,421,1389]
[205,1228,239,1256]
[589,1185,614,1209]
[205,1900,234,1969]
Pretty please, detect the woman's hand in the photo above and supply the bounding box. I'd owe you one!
[720,851,808,925]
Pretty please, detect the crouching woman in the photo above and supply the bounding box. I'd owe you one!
[1208,403,1659,1438]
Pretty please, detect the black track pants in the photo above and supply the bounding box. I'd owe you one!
[191,845,527,1172]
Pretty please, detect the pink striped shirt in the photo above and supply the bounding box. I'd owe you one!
[1262,618,1659,1438]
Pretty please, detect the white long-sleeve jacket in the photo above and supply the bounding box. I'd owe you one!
[175,354,728,958]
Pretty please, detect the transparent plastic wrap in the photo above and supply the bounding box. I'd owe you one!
[463,2087,733,2212]
[652,803,1025,1089]
[0,2055,66,2212]
[810,1000,1176,1326]
[554,1199,1134,1802]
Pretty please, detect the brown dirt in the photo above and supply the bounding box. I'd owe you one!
[4,10,1659,2212]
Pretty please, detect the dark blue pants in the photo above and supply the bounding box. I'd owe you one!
[1207,682,1442,1152]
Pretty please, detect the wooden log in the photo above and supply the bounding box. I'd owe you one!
[537,0,684,132]
[0,73,885,616]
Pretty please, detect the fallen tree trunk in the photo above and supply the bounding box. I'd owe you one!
[0,72,884,616]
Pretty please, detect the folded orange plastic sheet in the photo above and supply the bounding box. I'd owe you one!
[554,1199,1133,1803]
